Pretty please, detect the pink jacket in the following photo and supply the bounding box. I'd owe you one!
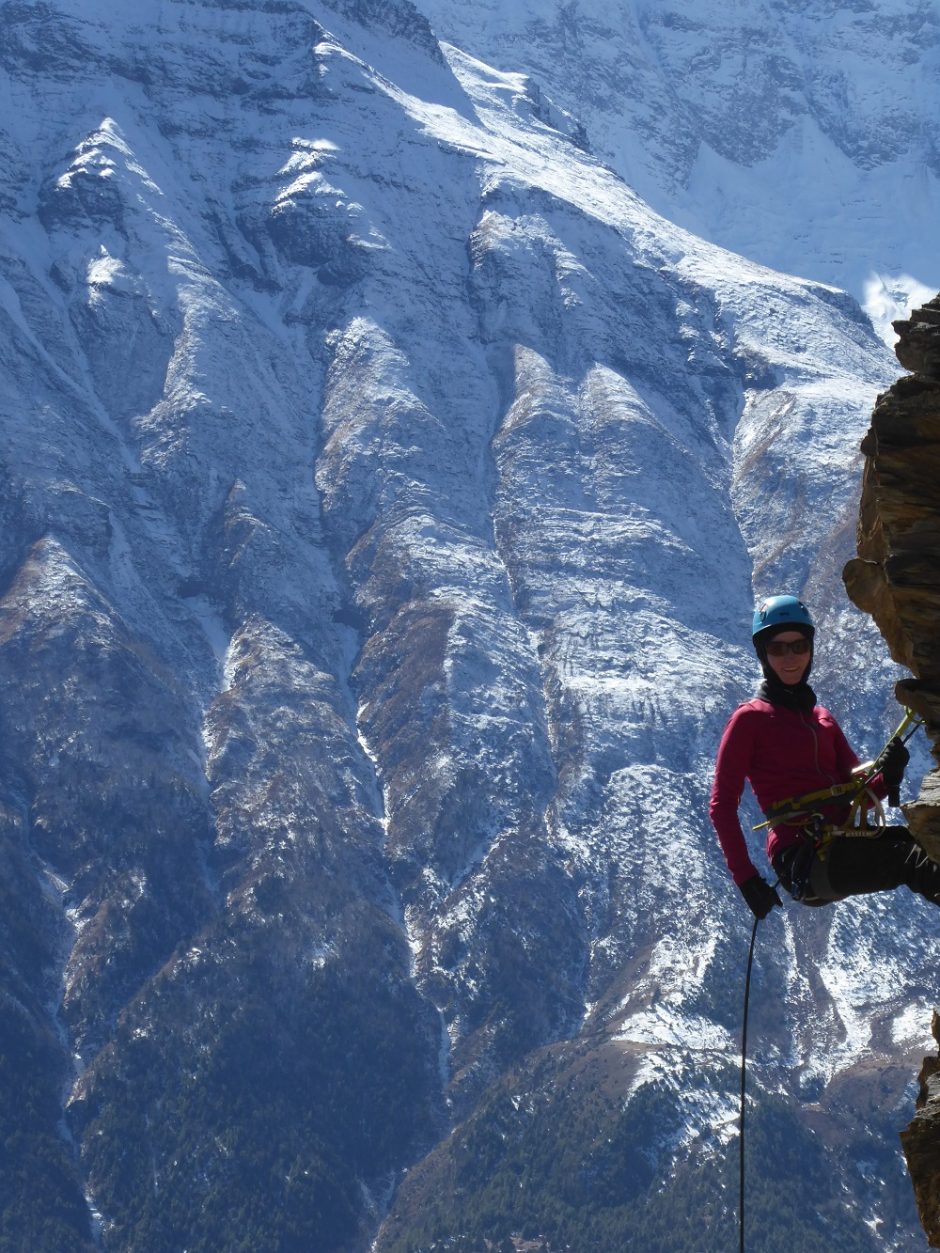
[709,698,862,884]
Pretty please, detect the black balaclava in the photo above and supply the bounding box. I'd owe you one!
[754,622,816,711]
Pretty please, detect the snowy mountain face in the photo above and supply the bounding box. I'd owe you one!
[0,0,937,1249]
[416,0,940,342]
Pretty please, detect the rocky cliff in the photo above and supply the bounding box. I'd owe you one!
[844,296,940,1246]
[844,295,940,864]
[901,1011,940,1249]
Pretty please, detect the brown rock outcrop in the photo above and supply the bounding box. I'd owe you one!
[894,295,940,378]
[843,294,940,1248]
[899,1012,940,1250]
[843,295,940,863]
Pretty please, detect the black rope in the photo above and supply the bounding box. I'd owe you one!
[739,911,760,1253]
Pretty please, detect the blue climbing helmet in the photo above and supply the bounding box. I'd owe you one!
[752,594,814,642]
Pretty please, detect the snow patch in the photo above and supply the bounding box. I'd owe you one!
[863,272,937,349]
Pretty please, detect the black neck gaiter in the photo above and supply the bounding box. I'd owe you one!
[756,676,817,712]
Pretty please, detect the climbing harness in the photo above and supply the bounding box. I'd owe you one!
[751,709,925,902]
[753,774,879,831]
[752,707,924,833]
[752,707,925,904]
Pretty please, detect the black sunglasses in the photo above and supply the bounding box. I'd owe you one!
[765,638,811,657]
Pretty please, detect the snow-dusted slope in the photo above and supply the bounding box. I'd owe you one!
[0,1,935,1249]
[415,0,940,339]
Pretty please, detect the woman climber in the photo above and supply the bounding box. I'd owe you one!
[710,594,940,917]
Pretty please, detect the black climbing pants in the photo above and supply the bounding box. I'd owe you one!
[774,828,940,907]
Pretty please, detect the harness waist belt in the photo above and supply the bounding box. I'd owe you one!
[755,778,865,830]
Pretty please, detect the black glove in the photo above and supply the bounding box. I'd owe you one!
[879,736,910,805]
[739,874,782,919]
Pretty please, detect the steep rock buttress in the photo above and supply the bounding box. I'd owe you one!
[843,294,940,1248]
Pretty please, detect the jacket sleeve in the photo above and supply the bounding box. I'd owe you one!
[709,707,760,885]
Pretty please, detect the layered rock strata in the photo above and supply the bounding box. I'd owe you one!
[843,294,940,863]
[899,1011,940,1249]
[843,295,940,1248]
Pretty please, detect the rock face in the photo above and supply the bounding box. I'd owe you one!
[899,1012,940,1249]
[843,295,940,862]
[843,296,940,1246]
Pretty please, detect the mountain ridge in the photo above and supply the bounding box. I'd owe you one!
[415,0,940,338]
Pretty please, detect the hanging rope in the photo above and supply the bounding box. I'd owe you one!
[739,911,760,1253]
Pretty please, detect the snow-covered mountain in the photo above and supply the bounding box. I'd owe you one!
[416,0,940,342]
[0,0,936,1249]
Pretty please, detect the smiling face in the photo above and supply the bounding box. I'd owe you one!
[764,630,812,686]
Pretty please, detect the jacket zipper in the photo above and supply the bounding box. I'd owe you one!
[799,711,838,786]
